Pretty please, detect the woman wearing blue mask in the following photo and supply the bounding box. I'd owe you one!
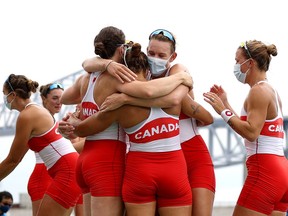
[0,191,13,216]
[81,29,216,216]
[204,40,288,215]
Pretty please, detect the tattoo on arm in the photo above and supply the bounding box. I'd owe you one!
[191,105,200,115]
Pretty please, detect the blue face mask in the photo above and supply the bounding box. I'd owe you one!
[3,92,14,110]
[0,204,10,214]
[233,59,250,84]
[148,55,172,77]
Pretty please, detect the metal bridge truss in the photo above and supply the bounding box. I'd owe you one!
[1,69,287,168]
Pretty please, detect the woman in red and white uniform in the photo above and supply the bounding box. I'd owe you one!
[82,29,216,216]
[28,83,84,216]
[59,26,192,216]
[0,74,81,216]
[204,40,288,215]
[65,42,192,216]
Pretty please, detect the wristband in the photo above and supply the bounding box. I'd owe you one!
[221,109,235,123]
[104,60,113,71]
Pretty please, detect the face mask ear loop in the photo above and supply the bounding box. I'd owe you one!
[123,47,131,67]
[240,58,250,66]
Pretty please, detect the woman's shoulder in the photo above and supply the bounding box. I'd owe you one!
[169,63,189,76]
[19,103,48,119]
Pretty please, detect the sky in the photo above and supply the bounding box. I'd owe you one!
[1,0,288,116]
[0,0,288,205]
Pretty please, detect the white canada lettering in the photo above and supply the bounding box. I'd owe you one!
[268,124,284,133]
[83,108,97,116]
[135,122,179,139]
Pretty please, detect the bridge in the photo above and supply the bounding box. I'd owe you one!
[1,69,287,168]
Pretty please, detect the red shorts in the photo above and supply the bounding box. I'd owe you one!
[77,194,83,205]
[27,163,52,201]
[181,135,215,192]
[76,140,126,196]
[122,150,192,207]
[237,154,288,214]
[46,152,81,209]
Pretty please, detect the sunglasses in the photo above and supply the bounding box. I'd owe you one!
[240,41,252,59]
[47,83,64,94]
[149,29,175,43]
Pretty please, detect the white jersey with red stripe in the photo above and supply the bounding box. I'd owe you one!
[179,112,200,143]
[240,85,285,158]
[28,122,76,169]
[81,72,125,142]
[125,107,181,152]
[35,152,44,164]
[147,68,198,144]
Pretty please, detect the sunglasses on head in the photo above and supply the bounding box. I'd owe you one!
[240,41,252,59]
[47,83,64,94]
[149,29,175,43]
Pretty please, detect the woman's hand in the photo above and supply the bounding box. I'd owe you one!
[106,61,137,83]
[58,113,77,139]
[100,93,126,112]
[210,84,227,104]
[203,92,226,115]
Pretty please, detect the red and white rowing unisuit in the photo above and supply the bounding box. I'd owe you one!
[81,72,125,141]
[28,121,76,169]
[125,107,181,152]
[240,87,285,158]
[179,112,200,142]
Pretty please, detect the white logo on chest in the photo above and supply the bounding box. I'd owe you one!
[134,122,179,139]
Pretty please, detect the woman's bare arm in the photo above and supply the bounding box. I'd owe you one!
[82,56,137,83]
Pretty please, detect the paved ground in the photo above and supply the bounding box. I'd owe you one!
[8,206,235,216]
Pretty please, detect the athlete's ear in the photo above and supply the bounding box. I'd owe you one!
[170,52,177,62]
[249,58,255,67]
[118,45,125,56]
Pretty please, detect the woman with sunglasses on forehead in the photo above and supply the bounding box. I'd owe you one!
[82,29,216,216]
[204,40,288,215]
[41,83,64,115]
[59,26,192,216]
[148,29,215,216]
[64,42,193,216]
[0,74,81,216]
[27,82,84,216]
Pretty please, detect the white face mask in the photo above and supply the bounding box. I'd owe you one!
[3,92,14,110]
[233,59,250,84]
[147,56,170,77]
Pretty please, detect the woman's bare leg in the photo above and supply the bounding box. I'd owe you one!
[125,201,156,216]
[32,199,42,216]
[91,196,124,216]
[36,194,73,216]
[159,205,192,216]
[192,188,214,216]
